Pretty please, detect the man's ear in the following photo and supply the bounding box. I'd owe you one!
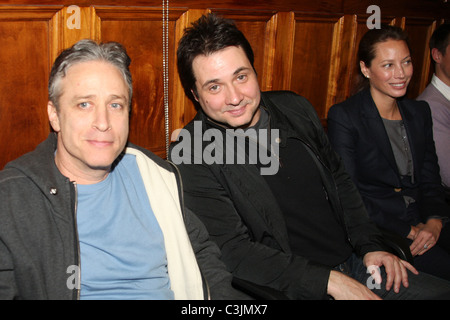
[431,47,442,64]
[191,89,199,102]
[47,101,60,132]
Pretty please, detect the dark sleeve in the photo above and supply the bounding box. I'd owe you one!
[323,104,387,255]
[177,162,331,300]
[415,102,450,221]
[327,104,359,179]
[183,206,251,300]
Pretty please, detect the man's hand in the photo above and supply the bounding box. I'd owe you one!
[408,219,443,256]
[363,251,418,293]
[327,270,381,300]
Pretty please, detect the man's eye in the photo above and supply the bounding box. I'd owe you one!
[111,103,123,109]
[79,102,90,108]
[209,85,220,92]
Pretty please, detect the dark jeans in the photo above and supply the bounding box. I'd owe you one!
[337,253,450,300]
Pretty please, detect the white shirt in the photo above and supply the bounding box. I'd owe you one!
[431,74,450,101]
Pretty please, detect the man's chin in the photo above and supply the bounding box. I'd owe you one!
[86,160,114,172]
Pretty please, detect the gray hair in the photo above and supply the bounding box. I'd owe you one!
[48,39,132,110]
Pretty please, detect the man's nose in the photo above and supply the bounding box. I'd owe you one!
[225,84,244,106]
[92,106,111,132]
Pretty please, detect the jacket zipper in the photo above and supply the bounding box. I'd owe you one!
[72,181,81,300]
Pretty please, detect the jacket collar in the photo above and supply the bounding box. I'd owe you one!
[260,93,297,145]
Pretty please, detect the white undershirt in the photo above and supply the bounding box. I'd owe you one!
[431,74,450,101]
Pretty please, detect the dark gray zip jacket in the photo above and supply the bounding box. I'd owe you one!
[0,133,243,300]
[170,91,385,300]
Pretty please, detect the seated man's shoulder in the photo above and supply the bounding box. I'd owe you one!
[263,90,303,102]
[262,90,314,113]
[126,143,176,173]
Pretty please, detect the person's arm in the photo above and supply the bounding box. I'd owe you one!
[415,102,450,221]
[429,102,450,187]
[183,206,251,299]
[409,102,450,254]
[327,270,381,300]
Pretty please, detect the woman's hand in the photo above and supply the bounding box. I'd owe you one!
[408,219,443,256]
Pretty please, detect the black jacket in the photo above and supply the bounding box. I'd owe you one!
[170,91,385,299]
[327,88,450,237]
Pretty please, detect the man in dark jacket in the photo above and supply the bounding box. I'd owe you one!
[170,13,450,299]
[0,39,245,300]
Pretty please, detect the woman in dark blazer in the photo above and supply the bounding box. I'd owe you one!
[328,25,450,280]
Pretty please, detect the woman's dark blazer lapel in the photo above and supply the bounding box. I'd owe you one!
[359,89,399,175]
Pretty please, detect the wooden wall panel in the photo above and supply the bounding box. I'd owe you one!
[404,18,437,98]
[0,1,448,169]
[0,7,60,169]
[54,6,100,58]
[289,14,345,119]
